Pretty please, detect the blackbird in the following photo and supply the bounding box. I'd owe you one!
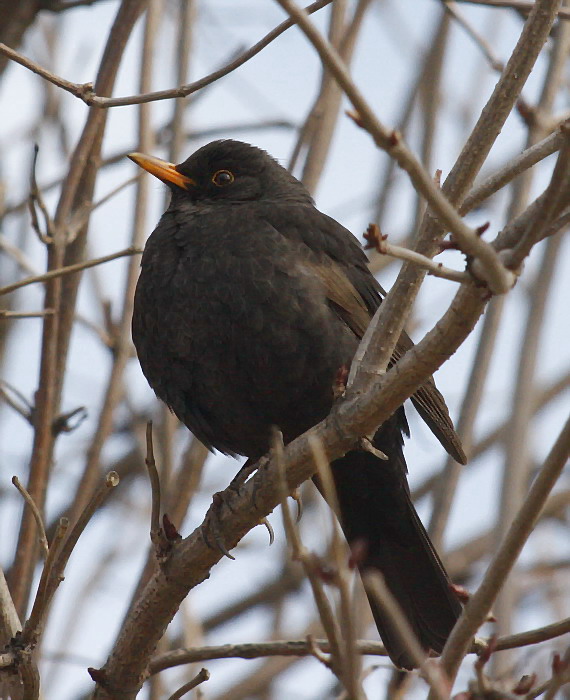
[129,140,465,669]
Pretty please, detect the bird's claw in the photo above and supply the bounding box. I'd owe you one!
[261,517,274,545]
[202,491,236,560]
[359,436,388,460]
[290,488,303,522]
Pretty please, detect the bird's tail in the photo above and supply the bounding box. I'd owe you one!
[321,415,462,670]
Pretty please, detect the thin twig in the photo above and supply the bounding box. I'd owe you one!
[0,43,95,101]
[493,231,565,666]
[428,296,505,547]
[433,414,570,692]
[0,310,55,319]
[0,235,38,276]
[442,1,504,71]
[0,380,34,423]
[148,617,570,673]
[461,122,568,215]
[277,0,516,293]
[275,429,344,679]
[309,434,362,699]
[21,472,119,648]
[11,477,49,559]
[60,0,158,569]
[0,1,333,108]
[0,247,142,297]
[457,0,570,19]
[166,668,210,700]
[362,573,450,700]
[19,518,69,649]
[67,175,139,241]
[145,422,163,544]
[0,567,21,642]
[366,225,470,283]
[499,135,570,270]
[28,145,55,244]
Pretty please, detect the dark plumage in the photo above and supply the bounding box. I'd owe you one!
[130,140,465,669]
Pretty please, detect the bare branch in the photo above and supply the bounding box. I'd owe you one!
[148,615,570,673]
[461,120,569,215]
[434,414,570,690]
[277,0,516,293]
[364,224,470,284]
[0,1,333,109]
[457,0,570,18]
[145,422,162,539]
[0,247,141,297]
[11,477,49,559]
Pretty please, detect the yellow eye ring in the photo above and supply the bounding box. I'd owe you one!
[211,169,234,186]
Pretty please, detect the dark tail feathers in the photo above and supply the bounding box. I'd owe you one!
[324,415,462,670]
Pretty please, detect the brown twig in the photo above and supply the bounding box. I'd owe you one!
[428,295,505,548]
[433,414,570,692]
[309,434,362,698]
[145,422,162,543]
[28,145,55,244]
[146,616,570,673]
[298,0,373,195]
[415,370,570,504]
[493,230,565,669]
[461,121,569,216]
[371,13,449,235]
[166,668,210,700]
[457,0,570,20]
[362,573,450,700]
[277,0,516,294]
[21,472,119,648]
[0,1,333,109]
[60,1,157,562]
[364,224,470,284]
[441,1,504,71]
[11,477,49,559]
[0,310,55,319]
[0,247,142,297]
[275,430,344,679]
[0,567,21,643]
[499,134,570,270]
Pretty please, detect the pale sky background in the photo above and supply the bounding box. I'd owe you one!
[1,2,569,698]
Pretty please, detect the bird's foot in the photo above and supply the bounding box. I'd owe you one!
[202,491,236,560]
[358,436,388,460]
[228,457,259,494]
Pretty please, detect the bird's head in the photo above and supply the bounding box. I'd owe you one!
[129,140,312,205]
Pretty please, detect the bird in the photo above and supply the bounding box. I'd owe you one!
[129,139,465,670]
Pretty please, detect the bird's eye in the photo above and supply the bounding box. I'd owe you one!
[211,169,234,186]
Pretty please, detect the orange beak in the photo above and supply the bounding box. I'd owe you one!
[128,152,195,190]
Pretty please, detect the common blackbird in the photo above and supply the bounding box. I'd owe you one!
[129,140,465,670]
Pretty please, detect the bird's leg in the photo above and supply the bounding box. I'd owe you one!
[333,363,349,400]
[228,457,259,493]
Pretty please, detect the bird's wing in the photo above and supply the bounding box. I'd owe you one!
[263,204,466,464]
[392,333,467,464]
[301,215,466,464]
[302,259,371,337]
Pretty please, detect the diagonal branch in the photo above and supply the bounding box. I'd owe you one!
[431,414,570,692]
[0,0,333,108]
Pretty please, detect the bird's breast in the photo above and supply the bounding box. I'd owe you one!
[133,207,356,456]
